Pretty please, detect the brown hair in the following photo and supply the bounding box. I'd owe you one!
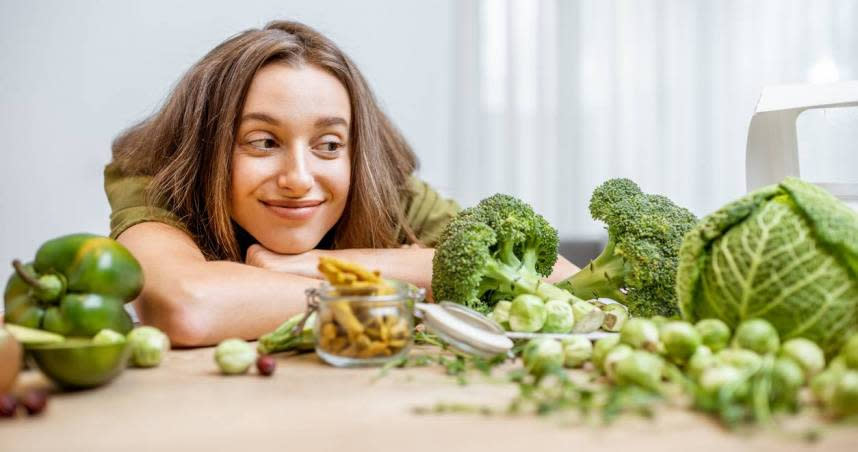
[112,20,418,261]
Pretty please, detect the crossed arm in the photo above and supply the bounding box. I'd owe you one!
[118,222,579,347]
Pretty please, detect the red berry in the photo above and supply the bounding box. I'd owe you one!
[0,394,16,418]
[21,390,48,416]
[256,355,276,376]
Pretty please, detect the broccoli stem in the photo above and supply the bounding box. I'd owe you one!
[484,258,575,302]
[556,239,628,303]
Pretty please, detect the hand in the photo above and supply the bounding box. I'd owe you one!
[245,244,324,279]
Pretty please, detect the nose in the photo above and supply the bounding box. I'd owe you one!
[276,148,314,196]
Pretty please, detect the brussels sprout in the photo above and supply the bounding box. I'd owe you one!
[615,350,664,392]
[127,326,171,368]
[831,370,858,417]
[620,318,660,352]
[522,338,564,378]
[488,300,512,330]
[811,369,840,406]
[772,357,805,396]
[603,344,634,380]
[561,336,593,368]
[780,338,825,379]
[699,365,745,395]
[661,321,701,365]
[686,345,715,380]
[828,355,847,373]
[592,335,621,370]
[92,329,126,345]
[215,338,257,375]
[733,319,780,355]
[570,301,605,333]
[842,334,858,370]
[509,294,546,333]
[541,299,574,333]
[716,348,763,374]
[600,303,629,332]
[694,318,731,352]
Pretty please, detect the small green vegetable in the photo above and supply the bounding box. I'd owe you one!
[561,336,592,368]
[699,365,745,395]
[811,368,840,406]
[127,326,170,368]
[779,338,825,379]
[92,329,125,345]
[830,370,858,417]
[541,299,574,333]
[615,350,664,392]
[842,334,858,370]
[592,335,620,370]
[716,349,763,374]
[772,357,805,395]
[215,338,257,375]
[521,338,564,378]
[661,321,701,365]
[694,319,731,352]
[600,303,629,332]
[686,345,715,380]
[733,319,780,355]
[570,301,605,333]
[603,344,634,380]
[620,318,660,353]
[257,312,316,355]
[509,294,546,333]
[487,300,512,330]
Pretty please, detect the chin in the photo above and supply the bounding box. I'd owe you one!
[256,232,322,255]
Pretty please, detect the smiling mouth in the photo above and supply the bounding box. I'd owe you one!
[261,200,324,220]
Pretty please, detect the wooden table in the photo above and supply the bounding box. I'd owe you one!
[1,345,856,452]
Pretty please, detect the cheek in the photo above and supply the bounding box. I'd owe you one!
[230,155,264,212]
[325,159,351,207]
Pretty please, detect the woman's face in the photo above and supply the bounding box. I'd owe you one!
[231,63,352,254]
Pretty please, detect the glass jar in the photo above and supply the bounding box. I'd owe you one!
[308,280,424,367]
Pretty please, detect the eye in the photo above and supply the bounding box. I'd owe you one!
[313,140,344,155]
[320,142,342,152]
[248,138,279,150]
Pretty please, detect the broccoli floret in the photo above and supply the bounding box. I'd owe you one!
[432,194,576,312]
[556,178,698,317]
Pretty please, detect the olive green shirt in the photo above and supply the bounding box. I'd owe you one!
[103,163,460,248]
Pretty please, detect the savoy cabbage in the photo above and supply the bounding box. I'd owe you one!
[677,178,858,356]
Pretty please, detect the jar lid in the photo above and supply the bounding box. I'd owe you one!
[415,302,513,358]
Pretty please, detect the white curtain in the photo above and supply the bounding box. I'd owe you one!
[449,0,858,240]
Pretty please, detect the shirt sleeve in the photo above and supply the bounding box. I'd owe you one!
[103,163,190,239]
[402,175,461,247]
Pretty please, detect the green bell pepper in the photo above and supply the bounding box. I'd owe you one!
[4,233,143,337]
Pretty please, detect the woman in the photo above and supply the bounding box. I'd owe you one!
[106,21,577,346]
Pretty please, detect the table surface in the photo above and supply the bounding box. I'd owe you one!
[1,345,856,452]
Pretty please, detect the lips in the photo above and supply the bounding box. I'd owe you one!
[261,199,324,221]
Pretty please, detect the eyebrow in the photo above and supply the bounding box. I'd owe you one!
[239,112,349,129]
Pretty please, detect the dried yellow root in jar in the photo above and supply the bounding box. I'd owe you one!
[315,257,410,360]
[318,256,394,295]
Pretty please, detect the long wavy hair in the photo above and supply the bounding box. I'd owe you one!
[111,21,418,261]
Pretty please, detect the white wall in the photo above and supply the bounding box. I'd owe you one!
[0,0,455,283]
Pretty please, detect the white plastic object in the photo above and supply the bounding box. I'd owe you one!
[746,80,858,209]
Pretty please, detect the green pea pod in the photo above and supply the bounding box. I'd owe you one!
[4,234,143,337]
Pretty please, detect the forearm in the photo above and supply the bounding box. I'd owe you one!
[136,261,316,347]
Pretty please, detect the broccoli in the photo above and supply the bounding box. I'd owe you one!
[556,178,698,318]
[431,194,578,312]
